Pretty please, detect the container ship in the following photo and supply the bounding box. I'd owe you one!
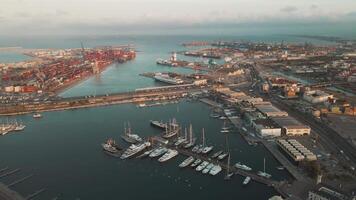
[153,73,184,85]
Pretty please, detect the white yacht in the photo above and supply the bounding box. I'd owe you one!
[211,150,223,158]
[243,176,251,185]
[158,149,178,162]
[149,147,168,158]
[209,165,222,176]
[201,146,214,154]
[191,159,202,167]
[202,163,215,174]
[218,152,228,160]
[120,142,151,159]
[196,161,209,171]
[179,156,195,168]
[235,162,252,171]
[33,113,42,118]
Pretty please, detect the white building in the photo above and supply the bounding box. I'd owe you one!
[252,119,281,138]
[303,90,333,104]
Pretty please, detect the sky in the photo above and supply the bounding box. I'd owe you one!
[1,0,356,36]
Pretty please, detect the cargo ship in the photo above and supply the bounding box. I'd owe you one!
[153,73,184,85]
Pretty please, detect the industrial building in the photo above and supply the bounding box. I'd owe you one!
[255,103,288,117]
[277,139,317,162]
[308,186,349,200]
[272,116,311,136]
[303,90,333,104]
[251,119,281,138]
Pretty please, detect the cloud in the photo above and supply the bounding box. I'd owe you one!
[280,6,298,13]
[17,11,31,18]
[55,9,68,16]
[310,4,318,10]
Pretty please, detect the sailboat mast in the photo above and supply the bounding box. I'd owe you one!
[202,128,205,147]
[263,158,266,173]
[189,124,193,143]
[184,127,187,140]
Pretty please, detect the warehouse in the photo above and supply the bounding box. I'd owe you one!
[252,119,281,138]
[272,116,311,136]
[255,103,288,117]
[277,139,317,162]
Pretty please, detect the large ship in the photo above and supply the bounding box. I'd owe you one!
[158,149,178,162]
[120,142,151,159]
[150,120,167,129]
[162,119,180,139]
[153,73,184,85]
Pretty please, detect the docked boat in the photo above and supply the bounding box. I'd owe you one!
[218,152,229,160]
[209,113,220,118]
[183,124,196,148]
[162,118,180,139]
[137,149,154,158]
[174,137,187,146]
[243,176,251,185]
[220,121,230,133]
[102,138,120,154]
[121,122,143,143]
[153,73,184,85]
[276,166,284,170]
[211,150,223,158]
[33,113,42,118]
[158,149,178,162]
[192,144,202,153]
[202,163,214,174]
[257,171,272,179]
[14,120,26,131]
[234,162,252,171]
[150,120,167,129]
[209,165,222,176]
[179,156,195,168]
[224,154,234,180]
[120,142,151,159]
[191,159,202,167]
[257,158,272,178]
[196,161,209,172]
[201,146,214,154]
[149,147,168,158]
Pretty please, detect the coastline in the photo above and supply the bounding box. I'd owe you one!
[52,61,115,96]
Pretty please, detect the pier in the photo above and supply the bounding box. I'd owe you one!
[0,85,206,116]
[173,147,280,187]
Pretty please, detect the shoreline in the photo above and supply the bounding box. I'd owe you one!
[52,61,116,96]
